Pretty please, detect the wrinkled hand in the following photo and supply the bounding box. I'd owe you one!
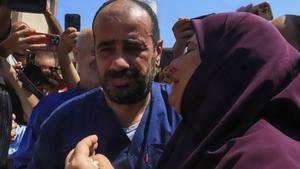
[58,28,80,56]
[65,135,114,169]
[172,18,194,57]
[1,24,47,56]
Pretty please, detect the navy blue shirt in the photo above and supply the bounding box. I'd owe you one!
[13,87,87,169]
[28,82,181,169]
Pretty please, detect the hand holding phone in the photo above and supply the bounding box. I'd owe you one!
[65,14,81,31]
[33,33,60,52]
[57,28,79,55]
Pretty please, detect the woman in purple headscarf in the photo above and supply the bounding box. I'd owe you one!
[65,12,300,169]
[156,12,300,169]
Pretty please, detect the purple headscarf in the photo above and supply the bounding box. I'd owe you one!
[156,12,300,169]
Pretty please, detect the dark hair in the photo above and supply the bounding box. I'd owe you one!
[92,0,160,46]
[286,15,300,40]
[0,88,12,166]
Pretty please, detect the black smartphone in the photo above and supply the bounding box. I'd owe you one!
[65,14,81,31]
[6,0,47,13]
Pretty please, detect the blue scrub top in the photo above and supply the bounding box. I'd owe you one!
[28,82,181,169]
[12,87,88,169]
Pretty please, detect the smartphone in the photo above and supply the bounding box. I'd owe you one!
[34,33,60,52]
[251,2,273,20]
[7,0,46,13]
[65,14,81,31]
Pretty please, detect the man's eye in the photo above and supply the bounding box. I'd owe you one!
[99,47,113,52]
[125,45,146,55]
[127,45,144,51]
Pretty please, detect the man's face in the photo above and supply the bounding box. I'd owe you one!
[94,4,157,104]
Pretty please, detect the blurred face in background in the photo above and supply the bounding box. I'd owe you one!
[73,28,100,89]
[35,52,60,95]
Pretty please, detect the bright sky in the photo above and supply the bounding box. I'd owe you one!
[57,0,300,47]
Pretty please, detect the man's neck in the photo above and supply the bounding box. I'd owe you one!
[105,93,151,128]
[78,81,97,90]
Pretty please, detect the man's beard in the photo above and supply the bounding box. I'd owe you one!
[100,63,155,104]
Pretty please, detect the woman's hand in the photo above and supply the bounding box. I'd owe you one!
[172,18,194,57]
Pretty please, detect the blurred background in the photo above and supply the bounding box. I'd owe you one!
[57,0,300,47]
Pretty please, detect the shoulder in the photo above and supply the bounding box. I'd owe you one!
[31,88,105,168]
[152,82,172,95]
[29,88,89,123]
[219,119,300,168]
[150,82,181,122]
[41,87,104,128]
[242,119,300,155]
[151,82,174,108]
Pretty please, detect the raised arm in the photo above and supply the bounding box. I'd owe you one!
[0,58,38,122]
[43,4,63,35]
[172,18,194,58]
[57,28,80,89]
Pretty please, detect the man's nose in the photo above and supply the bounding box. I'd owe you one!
[168,58,180,73]
[109,53,130,72]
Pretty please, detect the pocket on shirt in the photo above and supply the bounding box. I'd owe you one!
[146,144,166,168]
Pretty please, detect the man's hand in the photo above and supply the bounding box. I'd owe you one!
[58,28,80,56]
[0,24,47,57]
[65,135,114,169]
[172,18,194,57]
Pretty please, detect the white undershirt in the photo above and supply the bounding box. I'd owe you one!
[123,122,140,141]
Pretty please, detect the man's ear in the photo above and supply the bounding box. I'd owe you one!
[154,40,163,67]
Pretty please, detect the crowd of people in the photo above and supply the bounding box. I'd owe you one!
[1,0,300,169]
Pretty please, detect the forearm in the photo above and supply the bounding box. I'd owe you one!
[44,10,63,35]
[58,53,80,89]
[6,74,39,122]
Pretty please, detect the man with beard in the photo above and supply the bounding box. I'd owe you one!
[28,1,181,169]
